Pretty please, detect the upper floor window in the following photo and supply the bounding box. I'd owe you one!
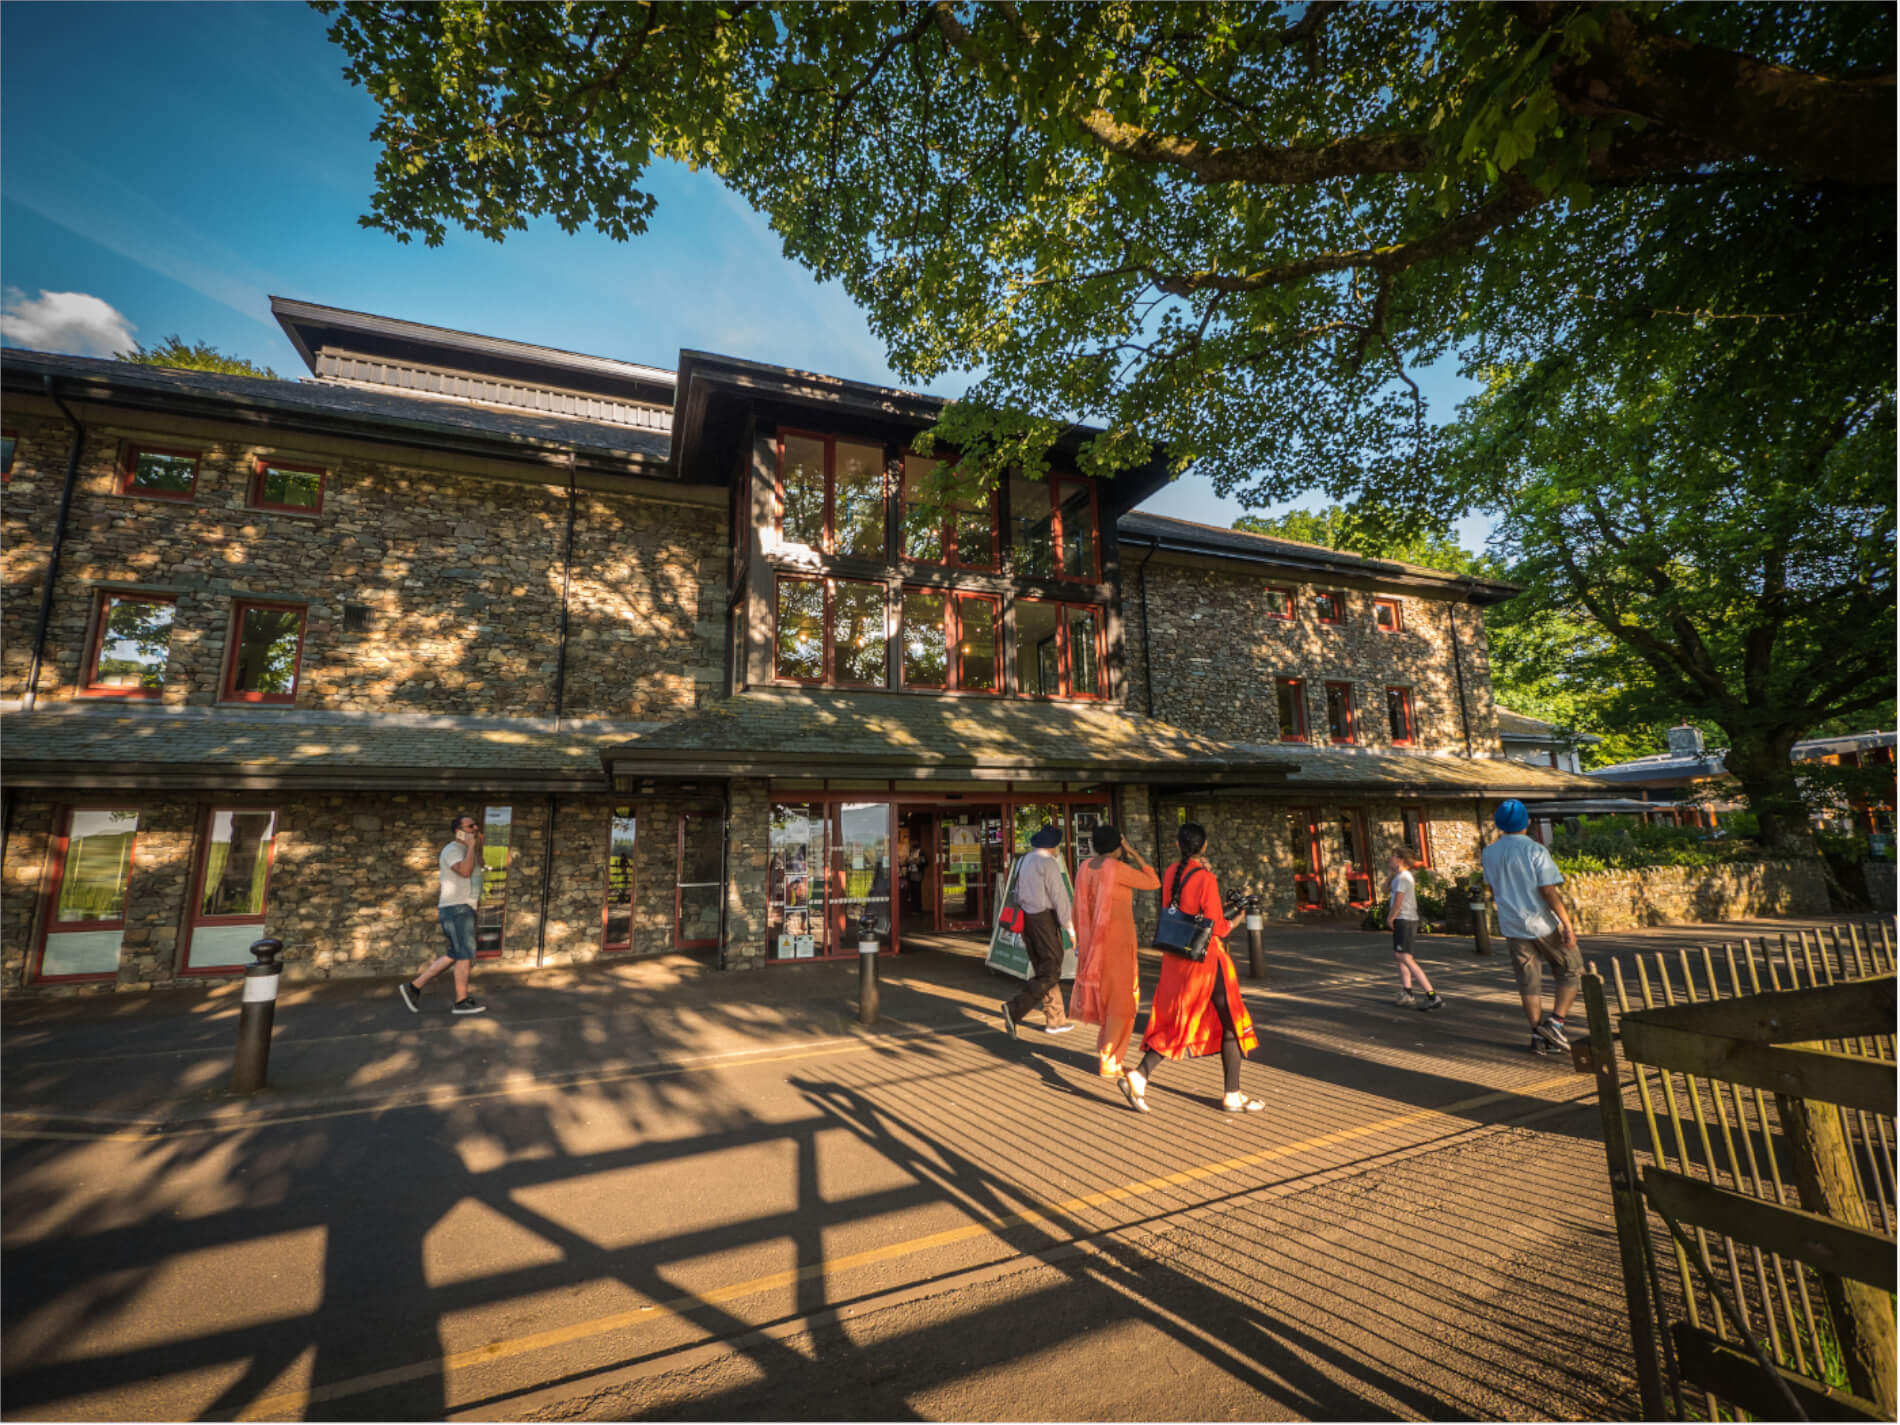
[222,600,305,704]
[120,443,200,501]
[778,432,888,559]
[774,575,887,686]
[901,588,1000,693]
[1374,598,1404,633]
[1314,590,1345,624]
[1264,586,1294,620]
[1386,686,1416,745]
[1017,600,1105,699]
[1,429,16,482]
[902,454,996,570]
[1276,678,1308,742]
[251,459,326,514]
[85,592,175,697]
[1325,681,1356,743]
[1009,474,1099,582]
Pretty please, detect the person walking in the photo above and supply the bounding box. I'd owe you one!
[1068,824,1161,1078]
[1387,846,1444,1010]
[1000,825,1075,1037]
[398,813,489,1016]
[1480,799,1580,1054]
[1120,822,1263,1114]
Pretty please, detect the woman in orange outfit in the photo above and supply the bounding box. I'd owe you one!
[1121,821,1263,1114]
[1067,824,1161,1078]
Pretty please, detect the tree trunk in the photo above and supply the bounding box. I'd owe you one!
[1720,729,1814,853]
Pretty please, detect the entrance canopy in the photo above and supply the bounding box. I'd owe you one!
[600,690,1299,790]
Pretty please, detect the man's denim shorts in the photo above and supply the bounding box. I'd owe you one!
[438,903,478,961]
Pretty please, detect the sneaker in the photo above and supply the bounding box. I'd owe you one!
[1000,1002,1017,1039]
[398,982,420,1014]
[1393,989,1416,1007]
[1417,993,1445,1012]
[1536,1015,1571,1050]
[1528,1033,1552,1055]
[452,997,488,1016]
[1043,1022,1075,1036]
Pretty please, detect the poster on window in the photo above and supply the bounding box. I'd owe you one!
[984,854,1077,981]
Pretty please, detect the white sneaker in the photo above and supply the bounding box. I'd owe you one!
[1394,989,1416,1007]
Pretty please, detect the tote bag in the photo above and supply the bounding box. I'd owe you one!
[1152,866,1214,961]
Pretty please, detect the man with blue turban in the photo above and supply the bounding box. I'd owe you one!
[1480,800,1581,1055]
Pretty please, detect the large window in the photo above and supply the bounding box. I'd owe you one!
[1386,686,1416,746]
[675,812,724,950]
[119,444,200,500]
[1338,811,1373,907]
[768,802,826,960]
[1016,600,1105,699]
[901,588,999,693]
[477,806,511,956]
[774,576,888,686]
[1276,678,1308,742]
[251,459,326,514]
[36,808,139,981]
[1291,808,1324,911]
[956,593,1000,692]
[903,454,996,570]
[84,592,175,697]
[1325,681,1356,744]
[183,808,278,972]
[1009,474,1098,582]
[222,601,305,704]
[777,432,888,558]
[603,810,638,952]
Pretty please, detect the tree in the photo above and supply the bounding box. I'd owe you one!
[116,335,278,380]
[1231,505,1500,578]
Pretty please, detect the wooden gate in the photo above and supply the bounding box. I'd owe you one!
[1579,924,1897,1421]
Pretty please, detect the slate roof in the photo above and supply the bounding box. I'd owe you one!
[0,706,658,792]
[1495,707,1601,744]
[1244,744,1607,798]
[0,348,672,464]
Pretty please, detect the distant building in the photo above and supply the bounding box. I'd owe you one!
[1496,707,1599,775]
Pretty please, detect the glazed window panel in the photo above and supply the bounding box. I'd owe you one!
[675,812,724,949]
[477,806,512,956]
[1314,590,1345,624]
[955,594,999,692]
[833,440,887,558]
[254,461,324,512]
[1276,679,1308,741]
[1066,605,1103,697]
[1374,598,1404,633]
[123,446,199,499]
[54,809,140,926]
[901,455,946,563]
[774,577,825,681]
[901,590,948,688]
[1402,810,1433,868]
[88,594,174,694]
[1009,474,1056,579]
[1,430,15,479]
[225,602,305,702]
[779,434,827,549]
[948,469,995,569]
[1017,600,1062,697]
[199,810,277,919]
[1265,587,1295,620]
[1056,479,1097,580]
[831,579,888,687]
[768,803,827,959]
[1325,682,1356,743]
[1387,686,1416,745]
[603,812,638,952]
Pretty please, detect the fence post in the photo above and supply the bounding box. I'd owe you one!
[857,915,880,1026]
[231,938,284,1095]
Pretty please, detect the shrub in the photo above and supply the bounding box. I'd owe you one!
[1548,816,1768,873]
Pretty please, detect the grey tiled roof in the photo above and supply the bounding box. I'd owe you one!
[1,348,672,463]
[1494,707,1600,743]
[1243,743,1607,797]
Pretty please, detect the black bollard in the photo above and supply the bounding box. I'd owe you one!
[1244,893,1265,980]
[231,937,284,1094]
[1471,876,1494,956]
[857,915,879,1025]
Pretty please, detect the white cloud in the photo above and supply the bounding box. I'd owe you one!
[0,288,137,357]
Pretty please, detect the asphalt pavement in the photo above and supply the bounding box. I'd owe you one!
[0,915,1868,1421]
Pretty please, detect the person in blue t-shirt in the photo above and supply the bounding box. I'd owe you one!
[1479,800,1581,1056]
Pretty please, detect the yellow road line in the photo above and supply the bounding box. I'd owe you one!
[234,1070,1584,1420]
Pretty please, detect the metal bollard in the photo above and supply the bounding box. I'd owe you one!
[857,916,880,1025]
[1471,877,1493,956]
[231,937,284,1095]
[1244,893,1265,980]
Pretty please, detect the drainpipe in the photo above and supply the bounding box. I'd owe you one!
[534,792,558,968]
[1133,536,1160,717]
[1445,590,1475,758]
[551,450,577,727]
[23,376,86,712]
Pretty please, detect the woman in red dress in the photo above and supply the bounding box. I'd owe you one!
[1120,821,1264,1114]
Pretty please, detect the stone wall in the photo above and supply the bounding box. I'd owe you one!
[1124,560,1501,753]
[0,416,727,719]
[1557,859,1828,934]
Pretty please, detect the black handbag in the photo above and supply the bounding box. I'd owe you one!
[1153,866,1214,961]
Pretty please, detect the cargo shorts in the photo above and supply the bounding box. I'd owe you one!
[1508,929,1581,1000]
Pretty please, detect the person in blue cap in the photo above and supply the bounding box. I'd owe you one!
[1479,799,1581,1054]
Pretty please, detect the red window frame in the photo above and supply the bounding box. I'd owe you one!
[777,429,891,559]
[1276,678,1309,742]
[773,576,888,688]
[1314,590,1345,624]
[602,809,639,954]
[674,811,724,951]
[118,442,202,501]
[1402,810,1434,869]
[899,587,950,690]
[1014,598,1107,700]
[1386,686,1416,746]
[899,587,1002,694]
[32,805,141,983]
[1325,681,1356,744]
[1374,597,1404,633]
[249,458,327,514]
[1264,586,1294,620]
[180,806,280,975]
[1,427,17,483]
[220,599,307,705]
[1292,807,1325,911]
[1047,475,1103,583]
[82,590,176,699]
[901,450,1000,573]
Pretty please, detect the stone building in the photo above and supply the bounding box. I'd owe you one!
[0,297,1598,993]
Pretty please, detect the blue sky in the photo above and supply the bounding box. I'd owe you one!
[1,1,1486,545]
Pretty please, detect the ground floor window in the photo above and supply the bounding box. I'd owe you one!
[1337,810,1373,907]
[36,807,140,981]
[477,805,511,957]
[1291,808,1325,910]
[1402,810,1434,868]
[183,807,278,972]
[675,812,725,950]
[768,802,828,959]
[602,810,637,952]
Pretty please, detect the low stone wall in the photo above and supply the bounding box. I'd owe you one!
[1559,858,1827,934]
[1861,860,1897,913]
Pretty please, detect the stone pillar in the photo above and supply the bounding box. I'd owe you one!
[722,778,769,969]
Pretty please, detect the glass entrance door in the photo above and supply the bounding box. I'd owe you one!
[937,806,1003,931]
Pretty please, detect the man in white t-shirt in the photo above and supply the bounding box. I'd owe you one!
[1479,800,1579,1055]
[398,813,489,1016]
